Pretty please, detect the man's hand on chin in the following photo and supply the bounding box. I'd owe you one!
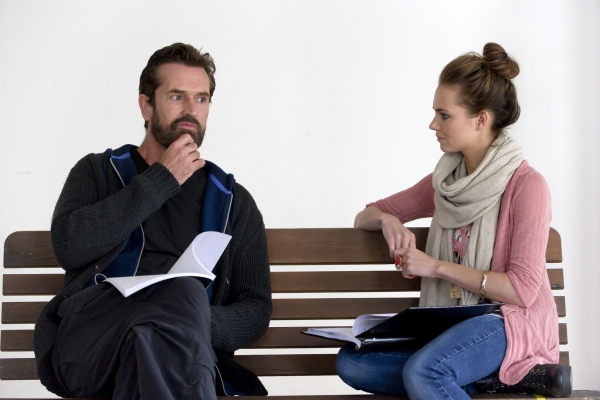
[158,133,206,185]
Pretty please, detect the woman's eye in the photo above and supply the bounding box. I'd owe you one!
[442,114,449,120]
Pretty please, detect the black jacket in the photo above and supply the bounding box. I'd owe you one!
[33,145,272,396]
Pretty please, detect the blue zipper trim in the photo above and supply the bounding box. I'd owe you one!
[209,173,233,195]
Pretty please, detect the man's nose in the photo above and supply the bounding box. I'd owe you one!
[183,97,198,116]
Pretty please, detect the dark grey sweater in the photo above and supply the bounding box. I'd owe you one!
[33,151,272,396]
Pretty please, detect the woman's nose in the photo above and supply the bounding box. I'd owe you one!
[429,117,438,131]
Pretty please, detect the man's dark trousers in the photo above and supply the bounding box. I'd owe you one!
[51,277,217,399]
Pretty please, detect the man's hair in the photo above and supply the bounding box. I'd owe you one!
[139,43,216,128]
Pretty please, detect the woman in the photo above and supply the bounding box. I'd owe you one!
[336,43,563,399]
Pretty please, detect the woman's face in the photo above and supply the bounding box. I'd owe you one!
[429,85,484,155]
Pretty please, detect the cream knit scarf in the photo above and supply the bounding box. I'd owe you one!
[420,134,523,307]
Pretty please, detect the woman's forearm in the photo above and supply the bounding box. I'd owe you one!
[435,262,525,307]
[354,206,388,230]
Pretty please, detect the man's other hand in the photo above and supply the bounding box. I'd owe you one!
[158,134,205,185]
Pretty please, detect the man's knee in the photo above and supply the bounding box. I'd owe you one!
[167,275,208,291]
[161,276,209,300]
[150,277,211,320]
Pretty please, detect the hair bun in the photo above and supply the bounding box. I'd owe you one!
[482,43,519,80]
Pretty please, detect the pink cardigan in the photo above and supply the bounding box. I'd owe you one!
[370,160,559,384]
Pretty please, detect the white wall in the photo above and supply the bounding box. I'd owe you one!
[1,0,599,396]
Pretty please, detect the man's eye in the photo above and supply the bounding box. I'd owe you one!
[171,95,182,101]
[197,97,207,103]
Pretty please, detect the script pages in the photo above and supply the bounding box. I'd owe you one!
[104,231,231,297]
[304,313,396,349]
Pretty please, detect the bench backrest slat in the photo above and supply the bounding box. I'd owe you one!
[3,269,565,295]
[4,228,563,267]
[267,227,562,264]
[3,231,55,267]
[1,322,570,352]
[1,295,567,325]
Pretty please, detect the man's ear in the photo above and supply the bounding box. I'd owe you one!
[139,94,153,122]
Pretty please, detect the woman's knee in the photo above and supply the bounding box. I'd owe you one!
[402,349,430,385]
[403,316,507,396]
[337,344,410,395]
[336,344,362,388]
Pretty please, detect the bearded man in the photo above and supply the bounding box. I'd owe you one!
[33,43,272,399]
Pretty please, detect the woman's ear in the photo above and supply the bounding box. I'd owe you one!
[475,110,491,131]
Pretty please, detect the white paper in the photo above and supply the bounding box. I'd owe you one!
[305,327,361,347]
[352,313,396,336]
[104,231,231,297]
[304,313,396,349]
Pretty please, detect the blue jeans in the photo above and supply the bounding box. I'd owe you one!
[336,314,507,400]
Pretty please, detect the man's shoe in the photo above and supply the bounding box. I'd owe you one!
[475,364,572,398]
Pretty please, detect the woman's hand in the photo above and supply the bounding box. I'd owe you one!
[354,206,416,258]
[393,247,440,279]
[381,213,416,257]
[393,247,525,306]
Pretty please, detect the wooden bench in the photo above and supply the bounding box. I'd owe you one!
[2,228,599,399]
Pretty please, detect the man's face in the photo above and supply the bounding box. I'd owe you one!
[146,63,211,148]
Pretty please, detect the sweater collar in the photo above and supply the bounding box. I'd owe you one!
[105,144,235,234]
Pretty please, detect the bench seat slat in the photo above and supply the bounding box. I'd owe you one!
[1,396,597,399]
[3,393,599,400]
[236,397,413,400]
[1,323,570,351]
[228,394,600,400]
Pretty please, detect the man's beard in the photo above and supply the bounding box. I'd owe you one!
[150,113,205,148]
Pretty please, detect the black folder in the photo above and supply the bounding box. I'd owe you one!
[357,302,503,342]
[303,302,504,349]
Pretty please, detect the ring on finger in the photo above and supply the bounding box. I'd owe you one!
[395,255,405,271]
